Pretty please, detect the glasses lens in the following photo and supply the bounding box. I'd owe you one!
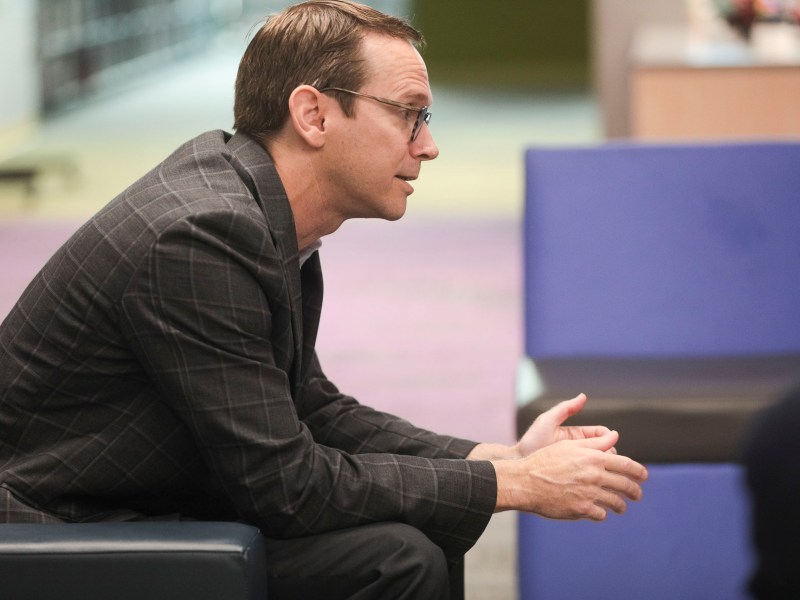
[411,107,431,142]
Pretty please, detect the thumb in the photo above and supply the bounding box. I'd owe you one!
[578,429,619,452]
[545,393,588,426]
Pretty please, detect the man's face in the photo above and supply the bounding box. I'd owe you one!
[323,33,439,222]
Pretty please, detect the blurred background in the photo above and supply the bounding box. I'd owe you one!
[0,0,604,221]
[4,0,799,218]
[1,1,799,598]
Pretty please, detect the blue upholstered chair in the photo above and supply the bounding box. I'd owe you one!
[0,522,267,599]
[516,142,800,600]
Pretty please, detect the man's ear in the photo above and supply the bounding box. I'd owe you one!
[287,85,328,149]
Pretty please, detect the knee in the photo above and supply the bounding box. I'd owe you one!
[375,523,450,598]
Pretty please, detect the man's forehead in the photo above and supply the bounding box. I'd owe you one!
[361,34,431,101]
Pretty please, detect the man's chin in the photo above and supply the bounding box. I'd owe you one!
[351,195,408,222]
[385,198,408,221]
[368,195,407,222]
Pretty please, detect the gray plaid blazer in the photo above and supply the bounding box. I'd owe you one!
[0,130,495,558]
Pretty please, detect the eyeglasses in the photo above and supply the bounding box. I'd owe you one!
[319,87,431,142]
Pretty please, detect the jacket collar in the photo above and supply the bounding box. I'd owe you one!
[225,130,318,387]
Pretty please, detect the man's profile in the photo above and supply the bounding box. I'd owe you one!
[0,2,647,598]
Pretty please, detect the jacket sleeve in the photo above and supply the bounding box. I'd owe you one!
[118,212,496,560]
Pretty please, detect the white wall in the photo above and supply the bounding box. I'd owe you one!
[0,0,39,141]
[592,0,686,138]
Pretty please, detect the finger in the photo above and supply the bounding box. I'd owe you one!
[541,393,588,428]
[603,453,649,483]
[595,488,628,516]
[579,429,619,453]
[567,425,612,440]
[560,393,588,419]
[600,471,644,502]
[587,504,608,522]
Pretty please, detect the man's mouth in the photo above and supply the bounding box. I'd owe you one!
[395,175,416,194]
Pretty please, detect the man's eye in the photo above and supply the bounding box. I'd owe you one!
[400,109,413,121]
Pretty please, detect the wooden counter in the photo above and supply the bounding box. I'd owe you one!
[630,24,800,139]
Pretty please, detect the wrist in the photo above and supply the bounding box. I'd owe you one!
[508,442,524,460]
[490,458,523,512]
[467,442,520,461]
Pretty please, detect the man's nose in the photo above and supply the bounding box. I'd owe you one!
[411,124,439,161]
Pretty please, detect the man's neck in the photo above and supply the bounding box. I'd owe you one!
[266,138,344,252]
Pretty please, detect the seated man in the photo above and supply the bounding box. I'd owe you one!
[0,2,647,598]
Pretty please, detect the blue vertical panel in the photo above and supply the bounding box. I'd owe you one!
[518,463,754,600]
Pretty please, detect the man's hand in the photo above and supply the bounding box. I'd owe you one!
[467,393,613,461]
[514,393,613,458]
[492,430,648,520]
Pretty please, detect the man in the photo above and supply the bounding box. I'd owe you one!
[0,2,647,598]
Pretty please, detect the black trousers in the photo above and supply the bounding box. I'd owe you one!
[263,522,464,600]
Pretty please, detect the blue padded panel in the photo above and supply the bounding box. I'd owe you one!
[518,463,753,600]
[524,143,800,358]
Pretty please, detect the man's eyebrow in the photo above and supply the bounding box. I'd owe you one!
[401,92,431,106]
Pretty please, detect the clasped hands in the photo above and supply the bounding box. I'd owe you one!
[468,393,648,521]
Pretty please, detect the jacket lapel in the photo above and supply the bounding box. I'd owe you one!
[299,252,323,379]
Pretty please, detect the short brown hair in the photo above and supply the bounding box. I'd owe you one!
[233,0,423,142]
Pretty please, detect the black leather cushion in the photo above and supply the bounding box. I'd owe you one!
[516,354,800,463]
[0,521,266,600]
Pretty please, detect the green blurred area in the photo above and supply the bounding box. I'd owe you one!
[409,0,590,90]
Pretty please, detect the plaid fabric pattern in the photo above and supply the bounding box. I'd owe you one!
[0,131,495,559]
